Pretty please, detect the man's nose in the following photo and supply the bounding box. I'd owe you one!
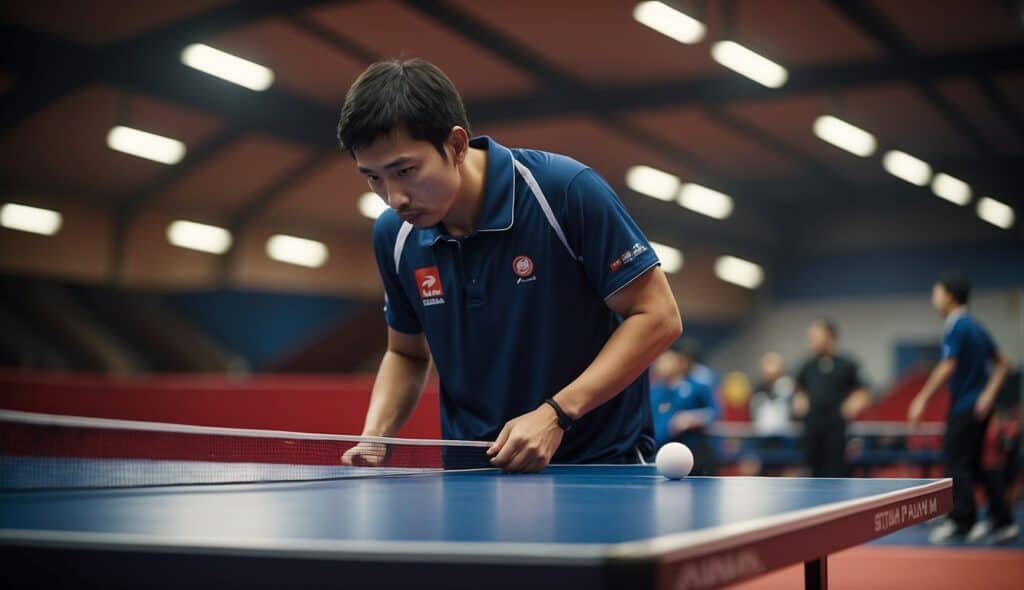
[384,184,410,209]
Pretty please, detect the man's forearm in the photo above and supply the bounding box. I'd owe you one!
[842,388,872,420]
[554,308,680,420]
[917,360,954,402]
[360,350,431,437]
[977,357,1009,409]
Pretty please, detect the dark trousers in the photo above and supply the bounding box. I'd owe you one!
[946,411,1013,532]
[804,423,847,478]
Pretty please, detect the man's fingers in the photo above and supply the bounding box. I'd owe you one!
[505,445,543,473]
[343,443,387,467]
[522,454,549,474]
[488,424,511,456]
[491,436,524,469]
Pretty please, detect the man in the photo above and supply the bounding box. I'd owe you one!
[793,319,872,477]
[908,273,1015,544]
[750,352,795,436]
[338,59,681,472]
[649,341,719,475]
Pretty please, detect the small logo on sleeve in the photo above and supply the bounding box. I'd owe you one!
[414,266,445,306]
[609,242,649,272]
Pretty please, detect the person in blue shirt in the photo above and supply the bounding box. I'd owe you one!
[337,59,682,472]
[909,273,1014,544]
[649,341,720,475]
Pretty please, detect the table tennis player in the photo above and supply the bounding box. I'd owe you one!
[336,59,681,472]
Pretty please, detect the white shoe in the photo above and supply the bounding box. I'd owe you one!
[929,520,965,544]
[990,523,1019,545]
[966,521,990,544]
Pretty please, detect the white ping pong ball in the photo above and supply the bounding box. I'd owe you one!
[656,442,694,479]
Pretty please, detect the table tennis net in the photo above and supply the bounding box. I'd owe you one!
[0,410,493,490]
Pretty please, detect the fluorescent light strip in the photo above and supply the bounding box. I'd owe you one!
[266,234,328,268]
[632,1,706,45]
[626,165,680,202]
[106,126,186,165]
[882,150,932,186]
[166,220,232,254]
[812,115,876,157]
[710,40,788,88]
[0,203,62,236]
[650,242,684,274]
[715,255,764,289]
[976,197,1015,229]
[678,183,734,220]
[930,173,971,206]
[181,43,274,91]
[358,193,389,219]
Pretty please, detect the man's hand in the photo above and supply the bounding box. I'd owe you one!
[341,441,390,467]
[669,410,704,435]
[487,404,564,473]
[974,393,996,421]
[841,388,872,422]
[792,391,810,418]
[907,394,927,427]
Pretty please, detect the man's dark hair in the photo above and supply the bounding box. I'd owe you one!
[337,59,471,160]
[937,271,971,305]
[814,318,839,340]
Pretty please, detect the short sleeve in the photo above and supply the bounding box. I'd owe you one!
[984,328,1000,360]
[850,360,864,389]
[372,215,422,334]
[845,360,864,395]
[564,169,660,299]
[942,320,965,360]
[796,361,810,390]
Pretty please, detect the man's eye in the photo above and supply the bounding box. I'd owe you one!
[397,166,415,177]
[367,175,380,183]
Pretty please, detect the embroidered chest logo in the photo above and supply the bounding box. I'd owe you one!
[414,266,445,306]
[609,242,649,272]
[512,255,536,284]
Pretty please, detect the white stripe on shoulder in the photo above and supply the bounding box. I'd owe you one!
[513,159,581,262]
[393,221,414,273]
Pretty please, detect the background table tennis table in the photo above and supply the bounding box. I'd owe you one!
[1,463,951,590]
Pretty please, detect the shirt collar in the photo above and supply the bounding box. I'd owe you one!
[945,306,967,332]
[418,136,516,247]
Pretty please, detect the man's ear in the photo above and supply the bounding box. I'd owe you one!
[448,126,470,163]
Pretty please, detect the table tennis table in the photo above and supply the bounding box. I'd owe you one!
[0,462,950,590]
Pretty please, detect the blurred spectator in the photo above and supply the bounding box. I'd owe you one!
[793,319,872,477]
[650,341,720,475]
[750,352,795,436]
[678,337,719,394]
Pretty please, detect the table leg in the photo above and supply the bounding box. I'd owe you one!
[804,556,828,590]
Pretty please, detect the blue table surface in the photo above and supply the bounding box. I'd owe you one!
[0,462,944,548]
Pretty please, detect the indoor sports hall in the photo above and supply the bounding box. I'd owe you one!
[1,1,1023,588]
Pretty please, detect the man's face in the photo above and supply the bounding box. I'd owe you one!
[760,352,783,381]
[355,127,462,228]
[931,283,952,315]
[807,323,831,354]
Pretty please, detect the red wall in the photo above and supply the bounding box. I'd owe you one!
[0,370,442,438]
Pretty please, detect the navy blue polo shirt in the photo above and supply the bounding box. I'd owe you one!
[371,136,659,463]
[942,311,999,416]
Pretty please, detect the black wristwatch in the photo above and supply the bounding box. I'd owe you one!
[542,398,575,432]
